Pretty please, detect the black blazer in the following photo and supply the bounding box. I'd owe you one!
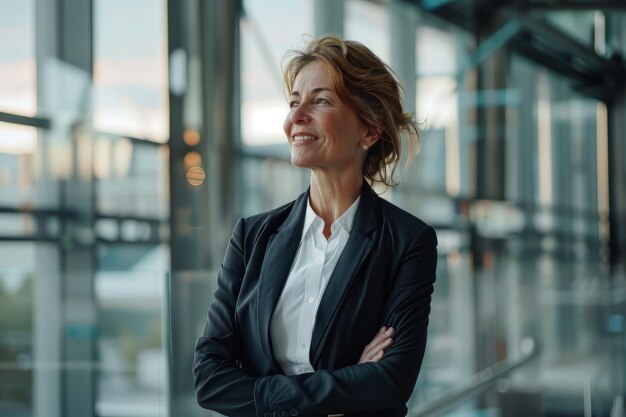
[193,183,437,417]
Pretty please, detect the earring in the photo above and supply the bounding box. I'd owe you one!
[362,145,368,150]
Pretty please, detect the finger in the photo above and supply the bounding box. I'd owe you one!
[369,326,392,347]
[369,350,384,363]
[370,327,388,344]
[364,336,394,359]
[362,327,387,353]
[360,327,396,364]
[364,337,390,356]
[359,348,382,364]
[359,337,386,364]
[365,328,395,354]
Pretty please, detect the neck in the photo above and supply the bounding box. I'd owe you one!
[308,170,363,228]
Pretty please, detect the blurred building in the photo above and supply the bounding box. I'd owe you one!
[1,0,626,416]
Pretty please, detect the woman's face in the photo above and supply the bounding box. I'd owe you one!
[283,61,370,175]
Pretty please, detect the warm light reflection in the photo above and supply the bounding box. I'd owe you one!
[596,102,610,239]
[537,72,552,206]
[447,251,461,265]
[186,166,205,186]
[184,151,202,169]
[183,128,201,147]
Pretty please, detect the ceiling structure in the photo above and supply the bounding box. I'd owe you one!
[406,0,626,101]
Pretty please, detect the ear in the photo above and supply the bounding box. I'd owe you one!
[361,125,382,148]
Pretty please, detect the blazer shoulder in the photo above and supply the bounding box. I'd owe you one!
[238,198,299,239]
[377,197,436,242]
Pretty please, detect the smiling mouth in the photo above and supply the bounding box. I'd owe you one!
[292,134,318,143]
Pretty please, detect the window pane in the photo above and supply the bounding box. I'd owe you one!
[0,0,36,116]
[0,123,38,209]
[240,0,314,150]
[345,0,390,64]
[0,242,59,417]
[95,243,168,417]
[239,157,308,216]
[96,136,169,219]
[94,0,168,143]
[545,11,596,49]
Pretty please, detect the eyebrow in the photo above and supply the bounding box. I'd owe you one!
[290,87,332,97]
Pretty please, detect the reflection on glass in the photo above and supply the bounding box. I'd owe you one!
[0,123,37,208]
[96,137,169,219]
[345,0,390,64]
[416,25,458,77]
[95,244,168,417]
[239,157,307,216]
[94,0,168,142]
[0,0,36,116]
[0,243,35,417]
[412,20,468,197]
[545,11,596,48]
[240,0,313,148]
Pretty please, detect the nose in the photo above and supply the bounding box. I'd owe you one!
[290,103,311,124]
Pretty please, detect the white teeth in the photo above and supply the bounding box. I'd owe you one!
[293,135,316,142]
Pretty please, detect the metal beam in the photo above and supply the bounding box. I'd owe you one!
[0,112,51,129]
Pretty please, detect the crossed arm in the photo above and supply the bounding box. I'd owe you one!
[193,219,437,417]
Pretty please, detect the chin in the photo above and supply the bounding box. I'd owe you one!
[290,153,314,169]
[291,158,312,169]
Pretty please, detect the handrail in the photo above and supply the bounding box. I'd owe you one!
[409,338,540,417]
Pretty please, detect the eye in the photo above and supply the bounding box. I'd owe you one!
[314,97,330,105]
[289,100,299,109]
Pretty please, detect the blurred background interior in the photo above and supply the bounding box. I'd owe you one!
[1,0,626,416]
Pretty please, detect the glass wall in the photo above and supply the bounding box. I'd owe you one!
[1,0,624,416]
[0,1,169,416]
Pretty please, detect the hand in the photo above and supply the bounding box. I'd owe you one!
[358,326,395,364]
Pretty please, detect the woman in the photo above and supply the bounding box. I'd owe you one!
[194,35,437,417]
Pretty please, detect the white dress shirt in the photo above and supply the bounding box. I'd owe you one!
[269,196,360,375]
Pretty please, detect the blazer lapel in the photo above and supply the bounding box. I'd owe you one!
[256,191,308,372]
[310,183,380,364]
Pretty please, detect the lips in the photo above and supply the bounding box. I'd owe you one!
[291,133,319,143]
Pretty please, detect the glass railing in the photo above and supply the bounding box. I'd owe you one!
[409,338,539,417]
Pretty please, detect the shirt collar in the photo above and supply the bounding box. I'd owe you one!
[301,195,361,241]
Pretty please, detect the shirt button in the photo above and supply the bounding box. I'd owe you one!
[301,343,306,349]
[290,408,299,416]
[307,297,314,304]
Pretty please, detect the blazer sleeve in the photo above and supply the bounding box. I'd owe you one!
[193,218,259,417]
[253,225,438,416]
